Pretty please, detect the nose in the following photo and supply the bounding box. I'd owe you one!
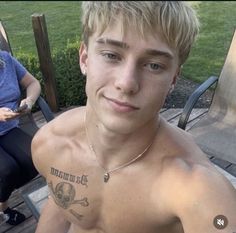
[114,61,140,95]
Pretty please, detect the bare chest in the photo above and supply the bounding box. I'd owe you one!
[47,165,182,233]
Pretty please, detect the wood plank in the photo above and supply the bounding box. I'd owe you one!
[6,176,41,208]
[185,109,208,131]
[3,217,37,233]
[160,108,183,121]
[0,202,34,233]
[7,190,24,209]
[168,108,208,127]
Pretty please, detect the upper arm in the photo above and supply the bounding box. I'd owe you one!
[20,71,40,90]
[178,166,236,233]
[31,125,53,178]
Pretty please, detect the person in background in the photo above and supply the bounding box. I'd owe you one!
[0,50,41,225]
[32,2,236,233]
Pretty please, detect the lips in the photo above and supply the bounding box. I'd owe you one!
[104,96,139,112]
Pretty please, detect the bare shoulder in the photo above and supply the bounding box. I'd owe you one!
[160,119,236,202]
[154,119,236,231]
[178,163,236,232]
[158,154,236,232]
[166,158,236,204]
[31,106,86,177]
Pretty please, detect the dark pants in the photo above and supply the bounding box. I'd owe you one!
[0,127,38,202]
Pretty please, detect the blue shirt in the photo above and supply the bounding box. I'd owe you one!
[0,51,27,135]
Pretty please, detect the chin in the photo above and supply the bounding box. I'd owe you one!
[101,115,143,134]
[107,125,135,135]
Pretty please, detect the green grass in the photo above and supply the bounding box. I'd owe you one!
[0,1,82,55]
[1,1,236,83]
[184,1,236,82]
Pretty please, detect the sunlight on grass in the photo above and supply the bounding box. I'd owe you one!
[183,1,236,82]
[0,1,81,56]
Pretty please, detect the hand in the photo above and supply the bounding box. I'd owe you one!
[0,107,20,122]
[19,97,34,114]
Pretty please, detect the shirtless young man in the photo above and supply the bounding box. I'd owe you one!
[32,2,236,233]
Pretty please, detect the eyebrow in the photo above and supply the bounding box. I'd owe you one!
[145,49,174,60]
[96,37,174,59]
[96,38,129,49]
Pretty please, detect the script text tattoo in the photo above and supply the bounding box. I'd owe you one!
[50,167,88,187]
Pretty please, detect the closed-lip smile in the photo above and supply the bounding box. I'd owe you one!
[105,96,139,112]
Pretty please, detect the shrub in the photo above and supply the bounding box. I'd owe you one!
[16,41,87,109]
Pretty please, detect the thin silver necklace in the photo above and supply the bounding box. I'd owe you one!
[84,113,156,183]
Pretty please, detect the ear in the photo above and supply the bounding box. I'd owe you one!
[171,67,181,86]
[79,42,88,75]
[168,67,181,94]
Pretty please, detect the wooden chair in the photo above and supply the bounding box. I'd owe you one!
[178,30,236,175]
[0,20,54,136]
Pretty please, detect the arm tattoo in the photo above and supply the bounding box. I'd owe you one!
[48,181,89,209]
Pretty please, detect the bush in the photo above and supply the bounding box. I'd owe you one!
[16,41,87,109]
[53,42,87,107]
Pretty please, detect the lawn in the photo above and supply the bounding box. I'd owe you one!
[0,1,236,83]
[0,1,82,55]
[183,1,236,82]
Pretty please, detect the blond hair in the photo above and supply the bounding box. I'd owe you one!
[81,1,199,65]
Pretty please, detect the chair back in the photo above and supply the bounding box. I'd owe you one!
[209,30,236,125]
[186,30,236,164]
[0,21,13,54]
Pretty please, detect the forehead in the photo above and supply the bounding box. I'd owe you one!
[90,20,177,60]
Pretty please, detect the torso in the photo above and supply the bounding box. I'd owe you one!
[0,51,25,135]
[40,107,213,233]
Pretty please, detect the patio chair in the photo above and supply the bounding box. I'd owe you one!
[177,30,236,173]
[0,20,54,136]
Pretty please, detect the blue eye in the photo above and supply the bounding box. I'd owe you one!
[102,52,119,61]
[144,63,163,72]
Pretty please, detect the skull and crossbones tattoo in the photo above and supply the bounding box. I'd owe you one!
[48,181,89,220]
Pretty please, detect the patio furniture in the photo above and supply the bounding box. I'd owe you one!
[178,30,236,173]
[0,21,13,54]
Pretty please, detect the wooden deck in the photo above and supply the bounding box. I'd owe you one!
[1,107,236,233]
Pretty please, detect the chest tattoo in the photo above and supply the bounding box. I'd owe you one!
[48,181,89,221]
[50,167,88,187]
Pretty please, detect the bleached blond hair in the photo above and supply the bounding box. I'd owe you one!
[81,1,199,65]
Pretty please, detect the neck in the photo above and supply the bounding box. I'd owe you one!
[84,108,160,170]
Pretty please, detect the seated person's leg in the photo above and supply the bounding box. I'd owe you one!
[0,127,38,184]
[0,146,26,225]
